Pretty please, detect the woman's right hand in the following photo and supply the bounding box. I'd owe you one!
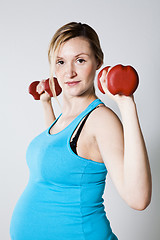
[36,80,51,102]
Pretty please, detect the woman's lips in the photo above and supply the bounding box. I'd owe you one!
[65,81,81,86]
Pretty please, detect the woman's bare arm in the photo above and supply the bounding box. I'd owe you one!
[118,98,152,210]
[93,100,152,210]
[41,100,56,128]
[37,80,56,128]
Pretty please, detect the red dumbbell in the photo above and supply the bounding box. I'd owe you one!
[97,64,139,96]
[28,78,62,100]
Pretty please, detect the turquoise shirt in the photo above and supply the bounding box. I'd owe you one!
[10,98,118,240]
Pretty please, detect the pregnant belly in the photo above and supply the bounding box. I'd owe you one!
[10,181,118,240]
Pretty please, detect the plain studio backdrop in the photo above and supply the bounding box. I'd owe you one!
[0,0,159,239]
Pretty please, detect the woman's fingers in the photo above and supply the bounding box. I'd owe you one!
[36,80,45,94]
[99,69,108,93]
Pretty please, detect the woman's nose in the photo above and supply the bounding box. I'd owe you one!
[65,63,77,78]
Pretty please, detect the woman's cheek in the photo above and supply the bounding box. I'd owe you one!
[84,64,96,81]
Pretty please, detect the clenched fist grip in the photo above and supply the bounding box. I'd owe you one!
[28,78,62,100]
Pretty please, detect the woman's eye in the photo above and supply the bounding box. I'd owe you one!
[57,60,64,65]
[77,58,86,63]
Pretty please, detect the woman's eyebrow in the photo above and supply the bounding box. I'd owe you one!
[56,53,90,59]
[75,53,90,57]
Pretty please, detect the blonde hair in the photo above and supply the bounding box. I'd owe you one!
[48,22,104,98]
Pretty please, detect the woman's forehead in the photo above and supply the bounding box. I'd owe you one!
[57,37,93,58]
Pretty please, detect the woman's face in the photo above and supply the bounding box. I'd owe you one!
[54,37,98,97]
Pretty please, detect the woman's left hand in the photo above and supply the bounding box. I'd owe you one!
[99,69,135,106]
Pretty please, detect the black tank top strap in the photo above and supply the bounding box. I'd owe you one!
[70,105,100,155]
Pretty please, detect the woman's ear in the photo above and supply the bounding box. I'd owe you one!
[96,61,103,70]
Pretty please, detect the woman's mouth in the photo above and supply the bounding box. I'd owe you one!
[65,81,81,86]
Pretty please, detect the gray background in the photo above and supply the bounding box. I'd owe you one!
[0,0,160,239]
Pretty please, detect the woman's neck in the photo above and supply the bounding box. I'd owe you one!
[61,94,98,117]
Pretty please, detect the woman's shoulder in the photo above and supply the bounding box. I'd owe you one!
[93,102,121,123]
[87,102,123,136]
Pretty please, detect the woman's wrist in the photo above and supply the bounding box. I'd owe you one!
[116,95,135,109]
[117,95,137,121]
[41,99,52,106]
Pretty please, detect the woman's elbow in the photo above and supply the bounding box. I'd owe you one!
[131,199,151,211]
[127,195,152,211]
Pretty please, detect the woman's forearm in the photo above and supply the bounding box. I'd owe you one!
[41,100,56,128]
[118,99,152,210]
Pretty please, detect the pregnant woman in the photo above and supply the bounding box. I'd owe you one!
[10,22,152,240]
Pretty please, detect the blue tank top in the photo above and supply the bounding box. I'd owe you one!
[10,98,118,240]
